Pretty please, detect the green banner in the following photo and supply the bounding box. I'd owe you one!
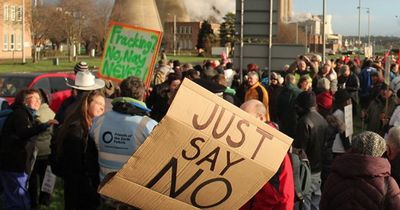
[100,22,162,85]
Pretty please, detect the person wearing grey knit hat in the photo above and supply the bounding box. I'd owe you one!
[73,61,89,74]
[351,131,386,157]
[320,131,400,209]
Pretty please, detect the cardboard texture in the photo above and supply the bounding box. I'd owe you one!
[99,21,163,86]
[99,79,293,209]
[344,104,353,137]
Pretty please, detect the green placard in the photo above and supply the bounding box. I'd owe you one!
[100,21,163,86]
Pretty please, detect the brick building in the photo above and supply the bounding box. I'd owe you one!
[0,0,32,60]
[163,21,220,52]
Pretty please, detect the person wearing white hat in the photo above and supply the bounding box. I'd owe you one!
[55,71,105,124]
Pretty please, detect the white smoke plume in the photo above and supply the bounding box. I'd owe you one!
[183,0,235,22]
[289,12,318,23]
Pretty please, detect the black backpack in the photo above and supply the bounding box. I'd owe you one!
[49,125,65,178]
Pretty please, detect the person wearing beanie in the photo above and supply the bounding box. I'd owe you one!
[362,83,397,137]
[316,77,333,117]
[320,131,400,210]
[293,91,328,209]
[73,61,89,74]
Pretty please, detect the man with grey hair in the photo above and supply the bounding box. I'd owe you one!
[386,126,400,185]
[245,71,270,121]
[321,131,400,209]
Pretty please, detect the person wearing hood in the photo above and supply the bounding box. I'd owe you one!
[90,76,157,209]
[0,89,58,210]
[320,131,400,210]
[293,91,328,210]
[90,76,157,182]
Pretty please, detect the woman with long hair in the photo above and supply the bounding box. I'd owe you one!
[57,90,105,210]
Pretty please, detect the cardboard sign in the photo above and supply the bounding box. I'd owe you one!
[99,79,293,209]
[99,21,163,86]
[344,104,353,137]
[385,55,391,85]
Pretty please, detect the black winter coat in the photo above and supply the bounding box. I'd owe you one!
[293,108,328,173]
[0,104,48,172]
[62,120,99,210]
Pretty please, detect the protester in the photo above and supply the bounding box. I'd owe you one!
[29,89,55,208]
[153,59,172,86]
[90,76,157,209]
[146,73,182,122]
[388,89,400,129]
[266,72,284,123]
[58,89,105,210]
[277,74,301,138]
[239,100,294,210]
[0,89,58,210]
[362,83,396,136]
[224,62,235,87]
[288,55,318,82]
[337,64,360,115]
[298,75,313,92]
[245,71,270,121]
[320,131,400,210]
[313,63,338,94]
[330,90,352,155]
[293,91,329,210]
[55,63,104,124]
[91,76,157,181]
[386,126,400,186]
[316,78,333,118]
[359,59,377,110]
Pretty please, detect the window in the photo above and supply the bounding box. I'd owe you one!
[16,6,22,22]
[10,6,15,21]
[188,27,192,34]
[33,78,51,92]
[10,34,14,50]
[3,34,8,50]
[16,33,21,50]
[50,77,72,93]
[3,5,9,21]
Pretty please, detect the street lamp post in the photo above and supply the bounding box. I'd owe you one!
[358,7,370,47]
[358,0,361,46]
[367,8,370,47]
[322,0,326,64]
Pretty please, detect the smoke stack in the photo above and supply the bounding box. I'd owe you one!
[110,0,163,32]
[155,0,190,22]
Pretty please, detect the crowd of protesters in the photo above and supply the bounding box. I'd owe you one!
[1,53,400,210]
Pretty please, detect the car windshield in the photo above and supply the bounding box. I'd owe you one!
[0,75,33,97]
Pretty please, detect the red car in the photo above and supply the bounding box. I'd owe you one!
[0,72,75,112]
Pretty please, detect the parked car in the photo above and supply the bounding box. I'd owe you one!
[0,72,75,112]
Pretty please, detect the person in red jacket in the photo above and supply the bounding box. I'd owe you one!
[240,99,294,210]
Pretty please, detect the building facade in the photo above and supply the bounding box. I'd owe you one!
[163,21,220,52]
[1,0,32,60]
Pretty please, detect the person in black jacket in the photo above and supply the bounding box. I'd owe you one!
[0,89,58,210]
[56,89,105,210]
[293,91,329,210]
